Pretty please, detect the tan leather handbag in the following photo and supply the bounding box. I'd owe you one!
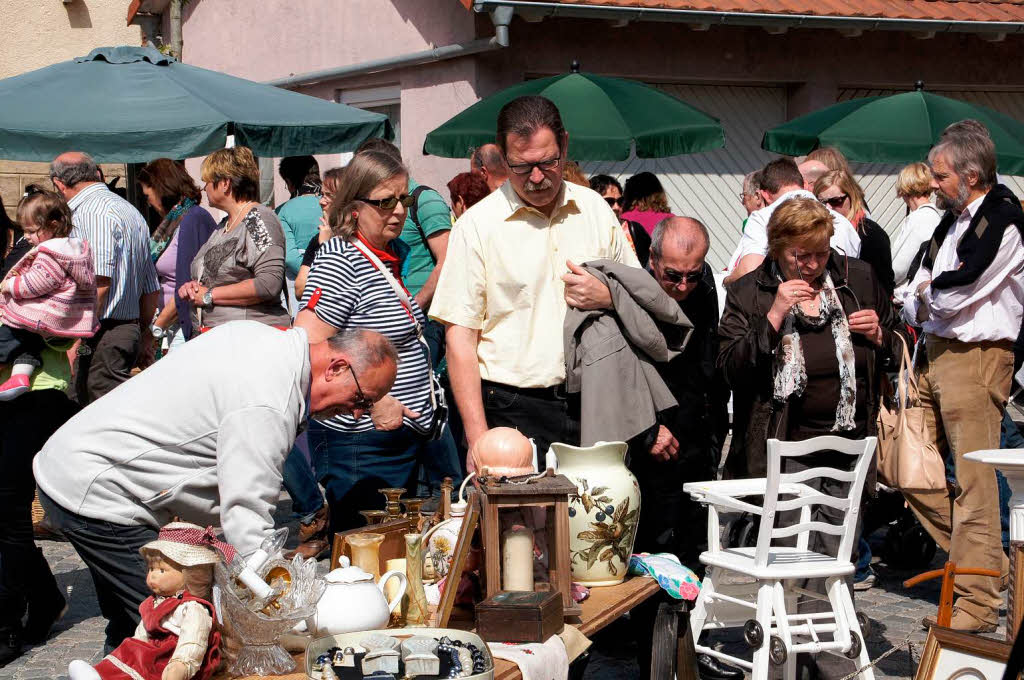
[876,333,947,492]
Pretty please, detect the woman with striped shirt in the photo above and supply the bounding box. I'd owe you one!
[295,151,438,534]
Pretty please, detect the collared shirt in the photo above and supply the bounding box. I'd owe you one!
[901,194,1024,343]
[430,180,641,388]
[68,183,160,320]
[729,189,862,272]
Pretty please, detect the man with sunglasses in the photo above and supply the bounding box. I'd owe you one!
[432,96,640,458]
[724,158,860,285]
[32,322,398,652]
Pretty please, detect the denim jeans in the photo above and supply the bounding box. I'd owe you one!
[0,389,79,631]
[307,422,425,535]
[281,433,324,519]
[37,490,154,652]
[415,428,463,500]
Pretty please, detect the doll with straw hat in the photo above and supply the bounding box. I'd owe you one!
[68,522,228,680]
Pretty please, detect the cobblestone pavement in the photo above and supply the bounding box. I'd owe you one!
[5,516,1006,680]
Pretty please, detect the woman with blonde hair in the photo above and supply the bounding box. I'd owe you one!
[178,146,290,331]
[891,162,941,290]
[294,151,445,534]
[814,169,895,296]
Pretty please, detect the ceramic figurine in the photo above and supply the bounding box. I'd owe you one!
[308,558,406,635]
[67,522,223,680]
[554,440,642,586]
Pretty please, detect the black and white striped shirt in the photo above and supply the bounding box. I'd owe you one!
[68,183,160,321]
[301,237,433,434]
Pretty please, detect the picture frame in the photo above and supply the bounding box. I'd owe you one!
[915,628,1012,680]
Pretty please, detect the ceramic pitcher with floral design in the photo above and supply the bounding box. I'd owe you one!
[552,441,641,586]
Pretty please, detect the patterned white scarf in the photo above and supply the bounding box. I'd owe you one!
[772,272,857,431]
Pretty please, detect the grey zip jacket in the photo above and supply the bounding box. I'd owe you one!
[564,260,693,446]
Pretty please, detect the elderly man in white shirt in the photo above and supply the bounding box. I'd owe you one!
[724,158,860,284]
[900,132,1024,633]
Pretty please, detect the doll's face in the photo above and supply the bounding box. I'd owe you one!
[145,553,186,597]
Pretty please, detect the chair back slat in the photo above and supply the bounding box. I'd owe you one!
[752,436,877,568]
[771,520,846,539]
[781,467,855,484]
[774,492,850,513]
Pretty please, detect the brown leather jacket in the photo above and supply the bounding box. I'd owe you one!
[717,252,906,481]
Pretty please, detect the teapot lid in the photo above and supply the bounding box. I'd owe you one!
[325,556,374,584]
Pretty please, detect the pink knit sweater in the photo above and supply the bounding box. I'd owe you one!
[0,237,98,338]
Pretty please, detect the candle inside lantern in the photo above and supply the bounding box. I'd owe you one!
[502,526,535,592]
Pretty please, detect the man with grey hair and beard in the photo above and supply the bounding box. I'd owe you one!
[900,131,1024,632]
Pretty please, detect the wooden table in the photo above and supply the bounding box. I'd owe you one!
[226,576,689,680]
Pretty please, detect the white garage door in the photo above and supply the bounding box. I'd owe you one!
[838,88,1024,237]
[583,84,787,271]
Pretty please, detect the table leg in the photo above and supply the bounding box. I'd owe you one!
[676,601,699,680]
[651,601,679,680]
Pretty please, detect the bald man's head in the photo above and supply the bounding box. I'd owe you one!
[470,143,508,192]
[650,216,710,302]
[652,216,710,260]
[798,160,829,192]
[50,151,101,198]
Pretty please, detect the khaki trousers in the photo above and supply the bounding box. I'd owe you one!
[904,336,1013,626]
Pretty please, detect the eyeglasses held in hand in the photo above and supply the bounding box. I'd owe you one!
[506,156,560,175]
[347,364,375,411]
[821,194,849,209]
[358,194,416,211]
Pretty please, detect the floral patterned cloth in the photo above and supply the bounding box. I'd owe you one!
[628,552,701,601]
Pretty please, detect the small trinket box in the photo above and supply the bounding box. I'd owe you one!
[475,589,564,643]
[361,648,399,676]
[401,636,440,677]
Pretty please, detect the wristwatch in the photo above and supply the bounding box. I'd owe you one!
[202,289,215,308]
[150,324,165,340]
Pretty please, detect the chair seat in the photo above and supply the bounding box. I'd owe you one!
[700,546,855,580]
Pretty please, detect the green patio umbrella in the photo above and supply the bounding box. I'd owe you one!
[423,63,724,161]
[762,83,1024,174]
[0,46,392,163]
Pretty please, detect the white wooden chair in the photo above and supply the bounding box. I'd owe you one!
[683,435,877,680]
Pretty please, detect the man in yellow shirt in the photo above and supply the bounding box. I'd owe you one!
[431,96,640,459]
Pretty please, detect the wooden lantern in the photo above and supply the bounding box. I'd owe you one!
[477,473,582,618]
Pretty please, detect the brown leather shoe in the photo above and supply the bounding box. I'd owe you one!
[285,503,330,560]
[922,607,997,633]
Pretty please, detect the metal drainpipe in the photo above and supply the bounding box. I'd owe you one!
[471,0,1024,35]
[168,0,183,59]
[266,7,513,89]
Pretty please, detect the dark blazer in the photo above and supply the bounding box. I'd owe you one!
[716,252,906,480]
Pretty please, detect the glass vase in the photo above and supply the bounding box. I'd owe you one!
[404,533,430,627]
[345,532,384,581]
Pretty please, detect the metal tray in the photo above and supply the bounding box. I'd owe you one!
[306,627,494,679]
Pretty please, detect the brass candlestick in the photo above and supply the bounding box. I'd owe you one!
[402,498,426,519]
[379,487,406,519]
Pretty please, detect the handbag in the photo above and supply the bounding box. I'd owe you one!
[876,333,947,492]
[350,239,448,441]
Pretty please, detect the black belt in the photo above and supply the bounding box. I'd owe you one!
[481,379,569,401]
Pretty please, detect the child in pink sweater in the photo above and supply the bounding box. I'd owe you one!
[0,189,97,400]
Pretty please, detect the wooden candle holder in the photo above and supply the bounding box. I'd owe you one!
[477,473,582,618]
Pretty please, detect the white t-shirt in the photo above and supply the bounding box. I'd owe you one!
[727,189,862,275]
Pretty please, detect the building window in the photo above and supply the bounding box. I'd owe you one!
[337,85,401,150]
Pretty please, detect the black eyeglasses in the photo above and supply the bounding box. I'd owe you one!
[358,194,415,211]
[661,267,703,286]
[346,364,374,411]
[604,197,623,208]
[506,155,560,176]
[821,194,849,209]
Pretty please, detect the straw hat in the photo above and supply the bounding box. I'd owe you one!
[140,522,221,567]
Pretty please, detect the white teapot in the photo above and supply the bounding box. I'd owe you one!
[307,557,407,635]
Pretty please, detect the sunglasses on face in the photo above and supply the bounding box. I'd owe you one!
[661,267,703,285]
[358,194,415,211]
[506,156,560,176]
[821,194,849,209]
[604,197,623,208]
[347,364,374,411]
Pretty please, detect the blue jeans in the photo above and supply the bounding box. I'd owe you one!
[1000,410,1024,548]
[308,422,424,535]
[37,490,153,653]
[281,432,324,519]
[415,428,463,499]
[855,537,872,581]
